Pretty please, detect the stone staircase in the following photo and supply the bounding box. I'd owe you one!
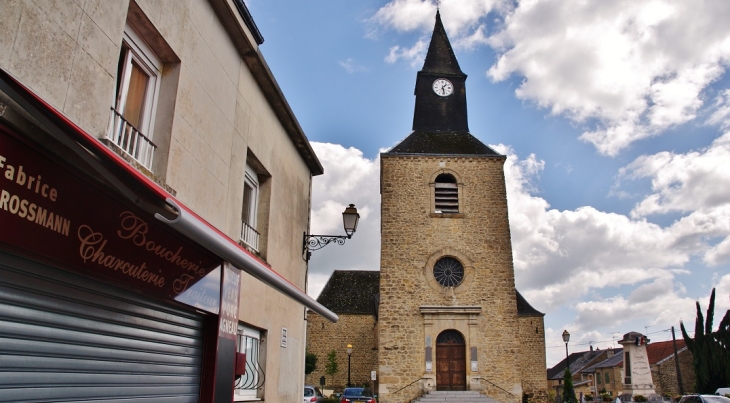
[412,391,501,403]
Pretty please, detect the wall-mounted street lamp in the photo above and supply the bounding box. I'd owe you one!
[347,343,353,387]
[303,204,360,261]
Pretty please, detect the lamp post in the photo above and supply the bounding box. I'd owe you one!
[303,204,360,261]
[347,343,353,387]
[562,330,571,373]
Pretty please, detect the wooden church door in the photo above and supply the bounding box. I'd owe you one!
[436,330,466,391]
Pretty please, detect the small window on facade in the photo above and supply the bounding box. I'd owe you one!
[596,372,602,384]
[433,256,464,287]
[235,325,265,400]
[605,372,610,384]
[624,352,631,384]
[107,23,161,171]
[241,165,260,252]
[434,173,458,213]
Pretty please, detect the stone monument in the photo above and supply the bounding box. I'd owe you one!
[618,332,656,401]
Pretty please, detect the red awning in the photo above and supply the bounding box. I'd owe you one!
[0,69,337,322]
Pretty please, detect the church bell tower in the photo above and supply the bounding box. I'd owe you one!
[377,11,547,403]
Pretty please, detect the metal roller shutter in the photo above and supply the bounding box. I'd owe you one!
[0,251,206,403]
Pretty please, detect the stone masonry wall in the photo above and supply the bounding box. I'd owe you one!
[379,155,537,403]
[306,313,378,391]
[519,316,548,403]
[651,349,695,395]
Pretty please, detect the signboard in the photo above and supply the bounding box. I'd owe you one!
[0,126,222,301]
[219,264,241,340]
[213,263,241,402]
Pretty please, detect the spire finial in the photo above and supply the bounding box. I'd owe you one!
[436,0,440,10]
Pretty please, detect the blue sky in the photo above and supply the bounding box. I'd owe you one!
[246,0,730,367]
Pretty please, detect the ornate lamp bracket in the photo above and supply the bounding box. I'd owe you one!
[302,233,351,261]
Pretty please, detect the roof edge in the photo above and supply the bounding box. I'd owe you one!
[209,0,324,176]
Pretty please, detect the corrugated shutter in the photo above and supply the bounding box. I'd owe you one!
[0,251,206,403]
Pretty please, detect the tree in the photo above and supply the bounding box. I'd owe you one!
[562,368,577,403]
[305,352,318,375]
[680,288,730,393]
[324,350,338,379]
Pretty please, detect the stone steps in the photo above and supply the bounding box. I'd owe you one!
[412,391,501,403]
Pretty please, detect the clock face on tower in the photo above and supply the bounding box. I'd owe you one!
[432,78,453,97]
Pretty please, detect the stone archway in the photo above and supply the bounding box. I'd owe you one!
[436,329,466,391]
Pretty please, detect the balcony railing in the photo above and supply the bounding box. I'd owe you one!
[241,220,260,252]
[106,107,157,170]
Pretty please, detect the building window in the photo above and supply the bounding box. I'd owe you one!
[624,352,631,384]
[240,165,260,252]
[597,371,602,384]
[433,256,464,287]
[605,372,610,384]
[107,23,161,170]
[434,173,458,213]
[235,324,266,401]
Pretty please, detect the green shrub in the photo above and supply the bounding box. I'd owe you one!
[634,395,647,402]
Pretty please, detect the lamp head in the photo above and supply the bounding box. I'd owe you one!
[562,329,570,343]
[347,343,353,355]
[342,204,360,238]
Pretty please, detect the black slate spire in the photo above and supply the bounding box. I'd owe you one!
[387,11,499,156]
[421,10,463,75]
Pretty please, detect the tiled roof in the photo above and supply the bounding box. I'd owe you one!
[316,270,380,314]
[646,339,687,365]
[516,290,544,316]
[548,348,623,380]
[583,349,624,372]
[386,131,501,156]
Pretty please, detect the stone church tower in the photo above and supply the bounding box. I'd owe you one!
[378,11,547,403]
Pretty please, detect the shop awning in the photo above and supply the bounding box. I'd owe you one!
[0,69,338,322]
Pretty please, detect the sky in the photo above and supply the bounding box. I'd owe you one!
[245,0,730,368]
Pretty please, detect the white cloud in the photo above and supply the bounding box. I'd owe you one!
[374,0,730,155]
[371,0,505,37]
[338,58,371,74]
[487,0,730,155]
[707,89,730,129]
[620,131,730,217]
[307,143,381,297]
[385,39,429,67]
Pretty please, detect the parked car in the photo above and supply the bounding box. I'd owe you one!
[304,385,324,403]
[716,389,730,397]
[339,387,375,403]
[679,395,730,403]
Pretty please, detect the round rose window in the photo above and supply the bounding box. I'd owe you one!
[433,257,464,287]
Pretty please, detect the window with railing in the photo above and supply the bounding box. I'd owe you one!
[235,325,266,401]
[240,166,260,251]
[107,23,161,171]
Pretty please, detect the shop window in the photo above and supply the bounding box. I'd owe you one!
[235,324,266,401]
[106,22,161,170]
[241,164,260,252]
[434,173,458,213]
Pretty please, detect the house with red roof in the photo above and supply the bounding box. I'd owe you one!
[646,339,695,396]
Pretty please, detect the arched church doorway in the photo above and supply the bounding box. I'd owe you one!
[435,329,466,391]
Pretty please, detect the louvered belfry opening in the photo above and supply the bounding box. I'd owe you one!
[434,173,458,213]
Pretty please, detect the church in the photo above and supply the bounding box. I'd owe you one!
[306,12,547,403]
